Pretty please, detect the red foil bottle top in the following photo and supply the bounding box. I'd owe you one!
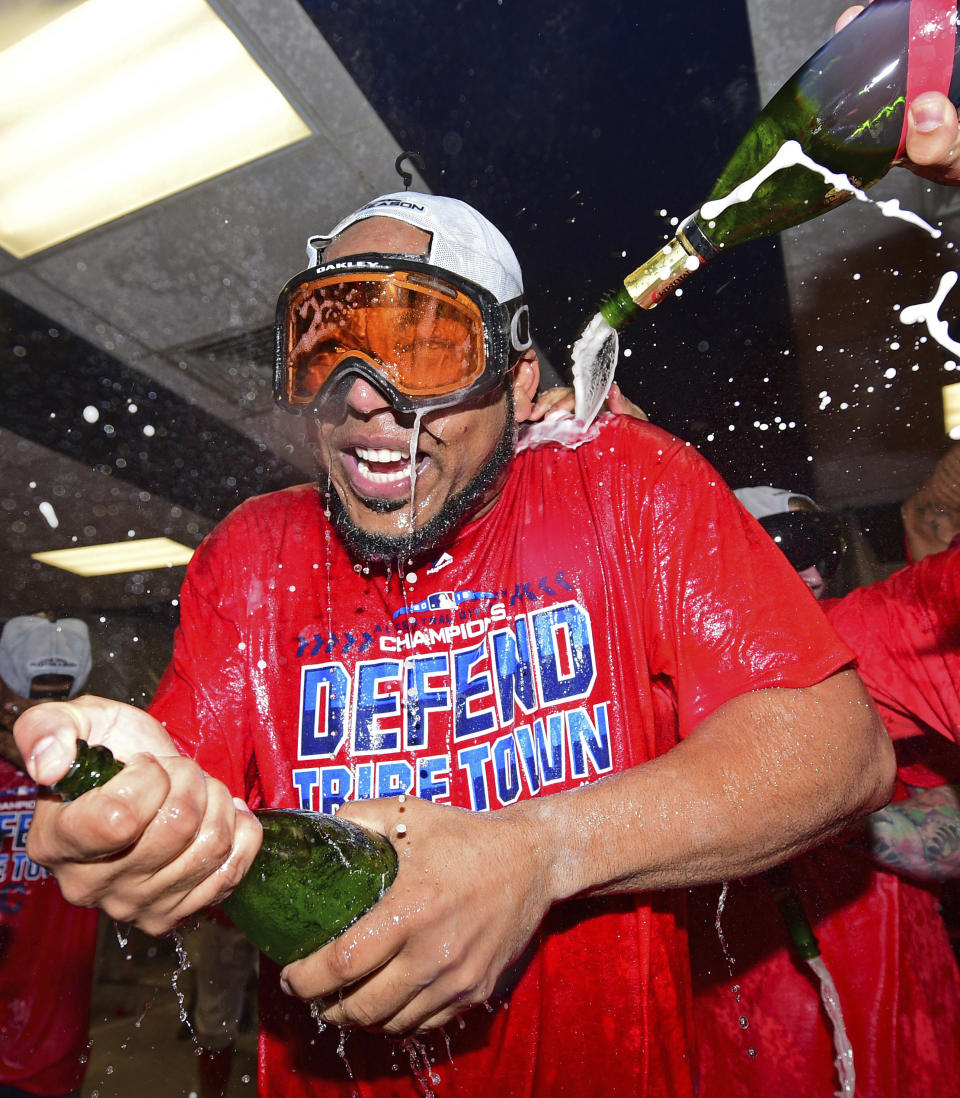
[898,0,959,157]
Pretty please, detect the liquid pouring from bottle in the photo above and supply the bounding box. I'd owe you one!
[572,0,960,424]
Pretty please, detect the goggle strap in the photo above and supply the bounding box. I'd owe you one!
[306,234,324,268]
[509,301,532,352]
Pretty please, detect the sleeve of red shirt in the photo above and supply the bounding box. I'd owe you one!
[603,417,856,738]
[823,544,960,784]
[149,493,270,802]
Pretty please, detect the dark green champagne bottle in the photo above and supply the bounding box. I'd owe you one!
[49,740,399,966]
[763,863,821,962]
[600,0,960,329]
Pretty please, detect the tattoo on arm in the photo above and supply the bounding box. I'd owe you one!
[859,785,960,882]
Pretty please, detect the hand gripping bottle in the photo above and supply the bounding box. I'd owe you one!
[50,739,398,965]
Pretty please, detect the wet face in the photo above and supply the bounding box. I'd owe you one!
[307,218,538,563]
[0,674,73,770]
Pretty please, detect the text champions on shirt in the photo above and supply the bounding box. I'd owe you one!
[292,594,615,813]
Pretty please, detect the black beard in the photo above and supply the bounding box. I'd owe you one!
[322,386,516,565]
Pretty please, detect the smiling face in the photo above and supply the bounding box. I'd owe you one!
[306,217,539,563]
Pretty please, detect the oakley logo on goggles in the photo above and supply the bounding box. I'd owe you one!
[273,255,531,413]
[759,511,845,578]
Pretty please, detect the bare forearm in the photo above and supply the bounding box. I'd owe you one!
[852,784,960,882]
[516,670,894,903]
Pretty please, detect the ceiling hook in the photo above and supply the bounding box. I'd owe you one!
[394,151,426,191]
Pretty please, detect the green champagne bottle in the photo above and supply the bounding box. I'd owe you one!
[49,739,399,966]
[763,863,820,962]
[600,0,960,329]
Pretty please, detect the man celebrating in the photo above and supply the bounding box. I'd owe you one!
[0,615,97,1098]
[15,193,893,1097]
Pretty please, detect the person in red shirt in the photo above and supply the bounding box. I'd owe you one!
[729,485,960,872]
[12,194,892,1098]
[0,615,98,1098]
[688,485,960,1098]
[823,543,960,874]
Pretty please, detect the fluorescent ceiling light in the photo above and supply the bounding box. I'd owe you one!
[32,537,195,577]
[0,0,310,257]
[944,382,960,440]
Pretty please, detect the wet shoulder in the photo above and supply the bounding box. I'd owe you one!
[196,483,324,558]
[520,412,706,485]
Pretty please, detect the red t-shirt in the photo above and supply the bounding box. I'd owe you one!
[0,759,99,1095]
[151,415,852,1098]
[690,548,960,1098]
[825,545,960,786]
[690,846,960,1098]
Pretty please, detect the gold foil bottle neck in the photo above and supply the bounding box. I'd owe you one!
[623,233,702,311]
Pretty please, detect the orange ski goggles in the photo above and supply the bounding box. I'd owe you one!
[274,255,530,413]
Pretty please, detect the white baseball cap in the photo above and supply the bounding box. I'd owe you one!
[0,616,92,698]
[307,191,525,306]
[734,485,818,520]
